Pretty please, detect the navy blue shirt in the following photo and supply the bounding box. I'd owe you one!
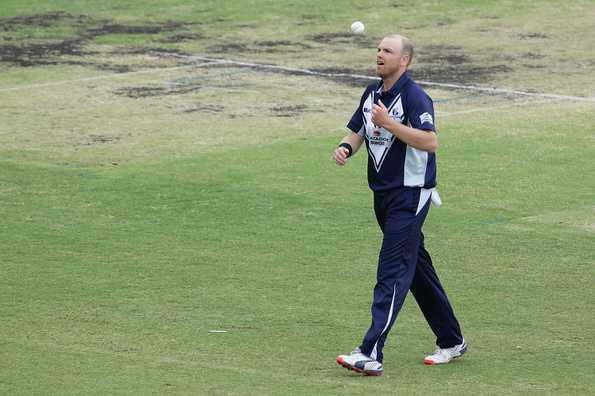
[347,72,437,192]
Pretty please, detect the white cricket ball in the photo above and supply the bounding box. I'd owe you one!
[350,21,365,34]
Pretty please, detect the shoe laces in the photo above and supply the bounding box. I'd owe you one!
[432,347,452,358]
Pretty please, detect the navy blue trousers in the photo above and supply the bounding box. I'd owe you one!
[359,187,463,363]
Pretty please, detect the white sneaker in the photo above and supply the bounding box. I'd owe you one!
[337,348,383,376]
[423,340,468,365]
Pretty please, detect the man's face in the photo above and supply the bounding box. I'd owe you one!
[376,37,407,78]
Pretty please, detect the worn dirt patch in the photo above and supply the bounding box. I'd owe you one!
[296,15,319,26]
[122,47,191,57]
[206,40,313,54]
[411,45,513,85]
[519,32,549,40]
[206,42,250,54]
[156,32,204,44]
[0,38,88,66]
[85,21,183,36]
[271,104,317,117]
[113,85,201,98]
[86,134,119,145]
[93,63,132,73]
[521,52,545,60]
[256,40,313,52]
[0,11,197,70]
[0,11,90,29]
[0,12,96,67]
[417,45,471,65]
[308,32,371,48]
[523,64,546,69]
[182,104,222,113]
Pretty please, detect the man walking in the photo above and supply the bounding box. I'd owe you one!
[333,35,466,376]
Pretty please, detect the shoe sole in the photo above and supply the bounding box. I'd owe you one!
[423,344,468,365]
[336,356,383,376]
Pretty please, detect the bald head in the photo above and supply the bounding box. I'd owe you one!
[385,34,414,67]
[376,34,415,84]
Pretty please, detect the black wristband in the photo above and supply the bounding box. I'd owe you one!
[338,142,353,158]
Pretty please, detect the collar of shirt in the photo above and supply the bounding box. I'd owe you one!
[375,72,411,96]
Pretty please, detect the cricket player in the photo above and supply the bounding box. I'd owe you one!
[333,34,467,376]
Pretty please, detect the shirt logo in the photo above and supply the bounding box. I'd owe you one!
[391,108,402,119]
[419,112,434,125]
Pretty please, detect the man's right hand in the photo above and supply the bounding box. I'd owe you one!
[332,147,351,166]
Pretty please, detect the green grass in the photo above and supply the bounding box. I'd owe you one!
[1,0,595,395]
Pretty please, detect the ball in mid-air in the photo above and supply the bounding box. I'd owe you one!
[350,21,365,34]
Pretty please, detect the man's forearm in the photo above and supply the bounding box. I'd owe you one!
[382,120,438,152]
[340,132,365,155]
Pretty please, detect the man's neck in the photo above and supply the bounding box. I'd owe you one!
[382,69,406,92]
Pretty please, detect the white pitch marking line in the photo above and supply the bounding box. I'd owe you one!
[164,53,595,103]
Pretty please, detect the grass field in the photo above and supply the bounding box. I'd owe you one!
[1,1,594,395]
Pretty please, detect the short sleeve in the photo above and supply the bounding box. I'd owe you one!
[407,88,436,132]
[346,88,369,136]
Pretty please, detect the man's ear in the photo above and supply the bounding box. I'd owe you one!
[402,54,410,67]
